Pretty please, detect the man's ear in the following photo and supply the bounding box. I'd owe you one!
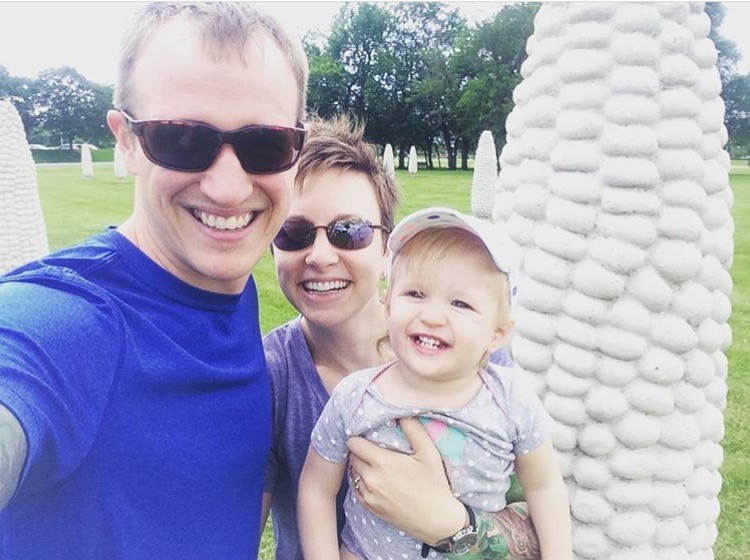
[490,319,515,351]
[106,109,139,174]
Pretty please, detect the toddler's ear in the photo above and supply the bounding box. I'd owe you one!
[491,319,515,350]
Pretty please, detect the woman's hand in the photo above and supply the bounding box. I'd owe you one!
[346,417,466,545]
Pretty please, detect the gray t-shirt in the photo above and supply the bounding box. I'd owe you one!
[312,361,551,560]
[263,317,515,560]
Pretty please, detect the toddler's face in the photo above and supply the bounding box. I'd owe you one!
[386,243,511,383]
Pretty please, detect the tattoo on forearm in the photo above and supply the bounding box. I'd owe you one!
[445,503,540,560]
[0,405,27,508]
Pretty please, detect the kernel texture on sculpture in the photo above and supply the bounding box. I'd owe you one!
[0,100,49,274]
[494,3,732,559]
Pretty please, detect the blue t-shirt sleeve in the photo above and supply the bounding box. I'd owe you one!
[508,370,552,457]
[0,278,123,492]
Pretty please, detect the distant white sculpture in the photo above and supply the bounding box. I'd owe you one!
[114,143,128,181]
[495,3,732,559]
[0,100,49,274]
[408,145,418,176]
[471,130,498,219]
[382,143,395,178]
[81,143,93,179]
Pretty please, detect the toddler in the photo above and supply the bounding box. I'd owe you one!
[298,207,571,559]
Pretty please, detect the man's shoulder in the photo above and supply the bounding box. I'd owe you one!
[2,230,122,289]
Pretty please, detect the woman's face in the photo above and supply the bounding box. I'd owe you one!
[273,168,388,329]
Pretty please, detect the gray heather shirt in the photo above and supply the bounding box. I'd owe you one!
[312,361,551,560]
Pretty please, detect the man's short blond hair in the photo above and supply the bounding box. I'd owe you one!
[114,2,308,121]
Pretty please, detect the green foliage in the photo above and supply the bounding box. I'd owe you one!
[31,149,80,164]
[0,64,36,132]
[30,148,114,164]
[724,74,750,158]
[32,67,114,148]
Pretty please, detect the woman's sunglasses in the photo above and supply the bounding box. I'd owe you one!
[120,110,307,174]
[273,217,390,251]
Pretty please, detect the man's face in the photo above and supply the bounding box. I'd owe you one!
[111,19,299,294]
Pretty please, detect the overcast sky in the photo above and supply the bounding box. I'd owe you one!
[1,1,749,85]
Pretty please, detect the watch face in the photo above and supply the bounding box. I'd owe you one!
[452,533,479,555]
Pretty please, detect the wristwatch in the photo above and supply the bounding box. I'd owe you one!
[421,503,478,557]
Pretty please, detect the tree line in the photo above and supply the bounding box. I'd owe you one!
[1,2,749,166]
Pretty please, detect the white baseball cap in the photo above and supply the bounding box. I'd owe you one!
[387,206,518,311]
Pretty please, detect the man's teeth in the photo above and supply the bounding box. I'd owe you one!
[195,210,253,230]
[303,280,349,293]
[416,335,444,349]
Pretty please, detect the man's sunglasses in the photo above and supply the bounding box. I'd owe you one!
[120,110,307,174]
[273,217,390,251]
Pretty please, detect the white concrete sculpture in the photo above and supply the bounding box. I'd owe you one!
[382,143,395,178]
[471,130,498,219]
[81,143,93,179]
[0,100,49,274]
[408,145,418,176]
[495,3,732,559]
[114,142,128,181]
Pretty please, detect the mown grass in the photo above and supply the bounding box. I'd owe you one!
[32,163,748,559]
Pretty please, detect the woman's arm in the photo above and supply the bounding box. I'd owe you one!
[347,418,545,559]
[515,441,572,560]
[346,417,466,545]
[298,446,347,560]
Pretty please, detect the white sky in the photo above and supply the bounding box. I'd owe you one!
[0,1,749,85]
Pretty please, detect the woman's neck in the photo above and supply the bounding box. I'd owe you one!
[301,297,393,392]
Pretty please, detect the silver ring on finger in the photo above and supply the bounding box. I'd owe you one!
[352,475,361,491]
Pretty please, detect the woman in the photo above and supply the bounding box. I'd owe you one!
[262,116,538,560]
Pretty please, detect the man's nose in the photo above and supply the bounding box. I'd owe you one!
[200,144,253,206]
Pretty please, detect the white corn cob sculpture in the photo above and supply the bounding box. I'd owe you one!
[114,142,128,181]
[0,100,49,274]
[81,143,93,179]
[471,130,498,219]
[495,3,732,559]
[382,143,395,178]
[408,145,418,176]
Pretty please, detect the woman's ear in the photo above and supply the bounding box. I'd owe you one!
[106,110,139,174]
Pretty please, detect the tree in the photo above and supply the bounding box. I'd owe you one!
[705,2,741,87]
[33,67,111,148]
[451,3,539,168]
[705,3,750,157]
[723,73,750,157]
[0,65,36,134]
[385,2,466,168]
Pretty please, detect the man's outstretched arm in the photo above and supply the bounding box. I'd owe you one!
[0,404,26,510]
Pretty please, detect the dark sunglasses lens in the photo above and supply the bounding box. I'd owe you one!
[273,219,315,251]
[141,122,219,171]
[328,219,374,250]
[234,127,303,174]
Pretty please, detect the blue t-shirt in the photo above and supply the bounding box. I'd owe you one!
[0,230,271,559]
[263,317,514,560]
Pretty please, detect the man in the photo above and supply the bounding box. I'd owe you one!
[0,3,307,558]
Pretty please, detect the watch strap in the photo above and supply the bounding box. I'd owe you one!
[420,503,476,557]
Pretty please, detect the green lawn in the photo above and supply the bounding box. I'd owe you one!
[31,163,748,558]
